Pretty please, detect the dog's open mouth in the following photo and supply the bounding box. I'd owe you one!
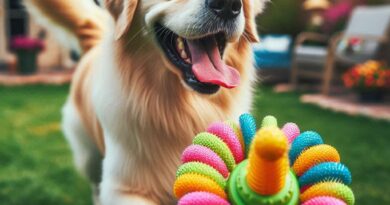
[154,23,240,94]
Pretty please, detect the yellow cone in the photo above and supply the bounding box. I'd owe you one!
[246,127,289,195]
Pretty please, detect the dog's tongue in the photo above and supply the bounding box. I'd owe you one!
[187,37,240,88]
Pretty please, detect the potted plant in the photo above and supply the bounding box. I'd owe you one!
[343,60,390,102]
[10,36,44,74]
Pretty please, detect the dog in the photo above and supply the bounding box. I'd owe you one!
[25,0,267,204]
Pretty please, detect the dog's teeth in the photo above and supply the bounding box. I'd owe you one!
[176,37,190,63]
[179,44,185,51]
[178,42,184,50]
[180,50,188,59]
[177,38,184,49]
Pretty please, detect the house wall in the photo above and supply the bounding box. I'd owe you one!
[0,0,9,64]
[0,0,75,72]
[29,19,73,71]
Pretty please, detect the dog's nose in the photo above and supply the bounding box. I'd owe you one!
[207,0,242,20]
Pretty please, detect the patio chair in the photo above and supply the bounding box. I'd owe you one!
[291,5,390,95]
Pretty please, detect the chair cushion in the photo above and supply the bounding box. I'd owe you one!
[336,36,378,64]
[295,46,327,65]
[336,51,374,65]
[254,35,292,53]
[253,35,292,69]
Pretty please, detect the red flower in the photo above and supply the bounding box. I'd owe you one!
[348,37,361,46]
[343,60,390,90]
[365,76,374,87]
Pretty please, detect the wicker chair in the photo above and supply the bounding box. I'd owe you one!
[291,5,390,95]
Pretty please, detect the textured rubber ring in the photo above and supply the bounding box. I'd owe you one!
[239,113,257,155]
[300,182,355,205]
[181,145,230,178]
[176,162,227,189]
[225,120,245,153]
[289,131,323,164]
[299,162,352,187]
[293,144,340,176]
[178,192,230,205]
[301,196,347,205]
[207,122,245,163]
[174,173,227,199]
[193,132,236,171]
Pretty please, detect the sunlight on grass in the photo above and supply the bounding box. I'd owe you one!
[28,122,61,137]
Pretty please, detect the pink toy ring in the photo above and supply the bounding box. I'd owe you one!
[181,145,230,178]
[178,192,230,205]
[282,122,300,144]
[207,122,244,163]
[301,196,347,205]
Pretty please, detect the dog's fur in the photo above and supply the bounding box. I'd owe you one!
[25,0,266,204]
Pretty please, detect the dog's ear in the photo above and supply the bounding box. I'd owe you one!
[105,0,138,39]
[253,0,269,16]
[242,0,262,43]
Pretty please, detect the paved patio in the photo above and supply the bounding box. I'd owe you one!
[301,94,390,121]
[0,70,73,86]
[274,83,390,121]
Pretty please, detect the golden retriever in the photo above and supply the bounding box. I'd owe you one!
[25,0,267,204]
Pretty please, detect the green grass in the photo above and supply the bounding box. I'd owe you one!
[0,85,91,205]
[0,85,389,204]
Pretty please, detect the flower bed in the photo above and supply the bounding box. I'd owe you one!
[343,60,390,102]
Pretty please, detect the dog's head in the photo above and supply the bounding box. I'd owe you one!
[105,0,267,94]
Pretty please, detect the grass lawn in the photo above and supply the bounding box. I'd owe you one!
[0,85,389,204]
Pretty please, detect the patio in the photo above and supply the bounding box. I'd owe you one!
[274,83,390,121]
[301,93,390,121]
[0,70,73,86]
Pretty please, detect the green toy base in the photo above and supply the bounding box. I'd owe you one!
[227,160,300,205]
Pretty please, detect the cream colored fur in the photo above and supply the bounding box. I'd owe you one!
[24,0,109,53]
[25,0,267,204]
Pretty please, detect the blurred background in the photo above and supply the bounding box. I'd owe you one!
[0,0,389,204]
[0,0,76,75]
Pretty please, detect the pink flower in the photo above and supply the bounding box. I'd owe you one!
[324,2,353,23]
[322,1,353,33]
[11,36,45,51]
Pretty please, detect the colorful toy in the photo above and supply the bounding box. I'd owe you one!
[173,114,355,205]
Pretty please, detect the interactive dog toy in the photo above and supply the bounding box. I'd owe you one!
[173,114,355,205]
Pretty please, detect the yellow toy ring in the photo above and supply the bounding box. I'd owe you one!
[173,173,227,199]
[300,182,355,205]
[293,144,340,176]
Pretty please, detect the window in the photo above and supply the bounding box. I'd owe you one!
[5,0,29,48]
